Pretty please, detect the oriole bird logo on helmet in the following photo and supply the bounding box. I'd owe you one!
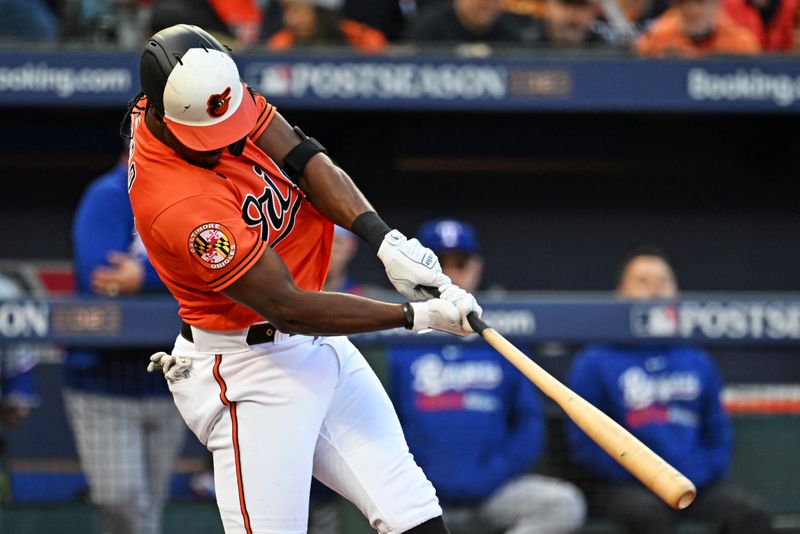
[207,87,232,118]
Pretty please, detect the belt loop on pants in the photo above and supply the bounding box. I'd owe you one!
[180,321,281,345]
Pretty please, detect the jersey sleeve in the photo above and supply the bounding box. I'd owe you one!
[150,194,266,292]
[248,90,277,141]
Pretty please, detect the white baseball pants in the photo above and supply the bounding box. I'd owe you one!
[168,328,442,534]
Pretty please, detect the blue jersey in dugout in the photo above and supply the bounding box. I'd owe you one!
[566,344,732,489]
[67,162,170,396]
[389,344,544,504]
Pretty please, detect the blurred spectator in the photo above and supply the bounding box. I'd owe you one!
[388,219,586,534]
[636,0,761,55]
[150,0,266,48]
[0,0,59,43]
[522,0,610,47]
[795,10,800,48]
[413,0,454,13]
[69,0,151,47]
[0,274,38,503]
[565,247,774,534]
[66,151,186,534]
[267,0,388,53]
[422,220,484,292]
[209,0,265,44]
[341,0,409,40]
[0,275,38,432]
[593,0,669,44]
[404,0,526,44]
[722,0,798,50]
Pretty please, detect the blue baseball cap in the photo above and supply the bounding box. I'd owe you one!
[417,219,480,255]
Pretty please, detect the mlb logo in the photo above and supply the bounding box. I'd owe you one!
[258,65,292,97]
[631,304,679,337]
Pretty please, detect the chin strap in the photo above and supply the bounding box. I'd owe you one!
[228,136,247,156]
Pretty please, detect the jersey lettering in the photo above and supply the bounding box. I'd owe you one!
[128,162,136,192]
[127,137,136,192]
[241,165,301,246]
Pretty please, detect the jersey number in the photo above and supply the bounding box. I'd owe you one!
[241,165,301,247]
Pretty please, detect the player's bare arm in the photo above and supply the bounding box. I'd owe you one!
[254,111,372,229]
[222,246,468,337]
[255,111,482,308]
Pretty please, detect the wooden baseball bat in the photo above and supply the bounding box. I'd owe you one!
[466,312,697,510]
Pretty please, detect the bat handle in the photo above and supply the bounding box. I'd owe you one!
[419,285,489,335]
[467,312,489,334]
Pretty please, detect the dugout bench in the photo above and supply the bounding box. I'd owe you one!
[331,411,800,534]
[329,348,800,534]
[0,411,796,532]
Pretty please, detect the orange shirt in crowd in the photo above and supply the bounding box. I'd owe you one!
[128,93,333,331]
[636,8,761,55]
[209,0,263,43]
[209,0,262,27]
[267,19,388,53]
[722,0,797,50]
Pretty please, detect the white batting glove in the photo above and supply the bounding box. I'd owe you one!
[377,230,451,300]
[409,299,472,337]
[147,351,192,382]
[438,283,483,332]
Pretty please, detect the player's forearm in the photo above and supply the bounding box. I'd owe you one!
[298,155,376,230]
[259,289,408,336]
[222,250,409,335]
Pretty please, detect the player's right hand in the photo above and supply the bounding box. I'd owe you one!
[438,283,483,332]
[409,299,473,337]
[377,230,451,300]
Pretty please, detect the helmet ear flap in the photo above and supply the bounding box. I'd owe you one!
[140,41,172,116]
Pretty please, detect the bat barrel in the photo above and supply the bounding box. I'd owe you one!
[652,470,696,509]
[477,325,698,511]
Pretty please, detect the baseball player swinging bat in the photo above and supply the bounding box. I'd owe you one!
[464,311,697,510]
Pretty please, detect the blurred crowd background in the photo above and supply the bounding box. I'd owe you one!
[1,1,799,533]
[1,0,800,54]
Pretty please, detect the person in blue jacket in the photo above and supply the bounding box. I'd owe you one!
[389,219,586,534]
[65,150,186,534]
[0,273,38,503]
[566,246,773,534]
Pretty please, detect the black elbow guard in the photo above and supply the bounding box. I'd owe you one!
[283,126,327,183]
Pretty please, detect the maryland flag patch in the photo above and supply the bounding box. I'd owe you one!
[189,223,237,269]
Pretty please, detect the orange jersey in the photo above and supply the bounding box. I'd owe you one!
[267,19,388,54]
[636,9,761,57]
[722,0,798,51]
[128,92,333,331]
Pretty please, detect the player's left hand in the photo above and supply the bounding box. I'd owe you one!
[377,230,451,300]
[409,299,471,336]
[147,351,192,382]
[0,405,31,428]
[438,283,482,332]
[90,251,145,296]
